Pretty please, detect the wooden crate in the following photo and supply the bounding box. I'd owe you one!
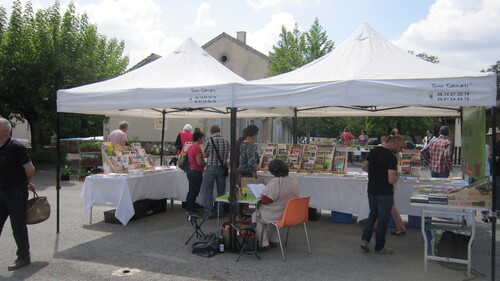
[332,146,348,174]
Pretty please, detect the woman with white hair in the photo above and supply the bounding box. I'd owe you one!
[175,124,193,155]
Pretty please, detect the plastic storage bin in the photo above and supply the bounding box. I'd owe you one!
[407,215,422,228]
[330,211,353,223]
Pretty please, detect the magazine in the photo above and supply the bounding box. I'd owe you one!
[247,183,266,199]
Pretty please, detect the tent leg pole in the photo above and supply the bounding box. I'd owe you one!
[229,107,238,251]
[160,110,166,165]
[293,107,298,144]
[491,106,497,281]
[56,112,61,233]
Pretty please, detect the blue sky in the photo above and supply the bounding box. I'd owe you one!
[4,0,500,73]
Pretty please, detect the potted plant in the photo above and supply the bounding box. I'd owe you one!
[61,165,72,181]
[79,168,88,181]
[80,156,95,166]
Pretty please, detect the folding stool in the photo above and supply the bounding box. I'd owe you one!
[185,212,210,245]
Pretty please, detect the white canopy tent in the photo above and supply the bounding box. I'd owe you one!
[236,23,497,116]
[55,25,498,268]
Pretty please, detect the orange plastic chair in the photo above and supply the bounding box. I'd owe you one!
[272,196,311,261]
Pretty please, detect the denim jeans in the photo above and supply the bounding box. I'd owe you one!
[186,170,203,213]
[431,170,450,178]
[0,187,30,260]
[203,166,227,214]
[361,193,393,251]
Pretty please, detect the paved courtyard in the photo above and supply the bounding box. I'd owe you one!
[0,164,498,281]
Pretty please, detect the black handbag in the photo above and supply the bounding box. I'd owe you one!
[26,190,51,225]
[210,137,228,177]
[178,154,190,172]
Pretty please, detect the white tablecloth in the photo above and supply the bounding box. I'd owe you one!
[82,168,462,225]
[258,173,446,222]
[81,170,183,225]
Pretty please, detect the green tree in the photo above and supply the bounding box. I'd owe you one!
[303,18,334,64]
[269,24,304,75]
[0,1,128,151]
[269,17,334,75]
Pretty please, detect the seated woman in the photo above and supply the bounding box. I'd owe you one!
[252,159,299,248]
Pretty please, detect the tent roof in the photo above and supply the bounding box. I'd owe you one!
[57,38,247,117]
[257,23,489,82]
[236,23,496,115]
[57,24,497,118]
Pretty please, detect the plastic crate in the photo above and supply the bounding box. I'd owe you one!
[149,198,167,214]
[407,215,422,228]
[309,207,320,221]
[330,211,353,223]
[103,209,121,224]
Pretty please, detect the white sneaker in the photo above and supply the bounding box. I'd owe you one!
[375,247,393,254]
[360,240,370,252]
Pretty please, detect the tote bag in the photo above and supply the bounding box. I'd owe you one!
[26,190,51,224]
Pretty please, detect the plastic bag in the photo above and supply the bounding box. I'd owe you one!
[191,233,218,258]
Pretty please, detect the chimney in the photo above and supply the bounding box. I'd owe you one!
[236,31,246,44]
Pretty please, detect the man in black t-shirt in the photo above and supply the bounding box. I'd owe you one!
[0,118,35,270]
[360,134,405,254]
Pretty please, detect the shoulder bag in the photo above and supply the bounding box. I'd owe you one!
[178,154,190,172]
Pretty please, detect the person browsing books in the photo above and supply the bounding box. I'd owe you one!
[107,121,129,146]
[360,134,405,254]
[252,159,299,249]
[202,125,229,216]
[421,126,453,178]
[185,131,205,213]
[237,125,260,180]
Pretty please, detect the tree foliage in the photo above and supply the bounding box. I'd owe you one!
[366,117,440,142]
[0,0,128,151]
[296,116,366,139]
[408,50,440,64]
[269,18,334,75]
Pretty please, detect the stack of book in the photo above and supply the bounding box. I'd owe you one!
[287,145,302,172]
[411,184,466,204]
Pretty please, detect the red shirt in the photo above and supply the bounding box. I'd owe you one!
[340,132,355,146]
[177,130,193,154]
[187,144,204,172]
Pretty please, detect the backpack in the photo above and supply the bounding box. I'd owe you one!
[178,154,190,172]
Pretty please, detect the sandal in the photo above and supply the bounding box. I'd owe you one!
[390,230,406,236]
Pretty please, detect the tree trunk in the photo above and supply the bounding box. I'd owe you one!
[28,118,43,153]
[410,135,417,143]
